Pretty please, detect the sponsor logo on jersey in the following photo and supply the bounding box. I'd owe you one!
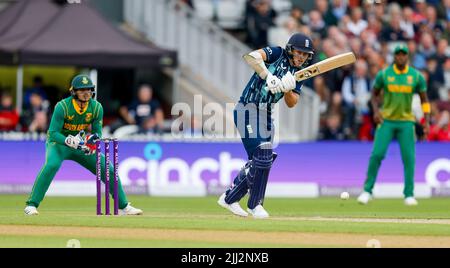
[388,76,395,82]
[85,113,92,122]
[407,76,413,84]
[63,123,90,131]
[66,115,74,121]
[387,84,412,93]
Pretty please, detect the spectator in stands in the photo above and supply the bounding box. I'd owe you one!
[23,76,47,109]
[245,0,276,49]
[435,39,449,66]
[315,0,338,26]
[437,85,450,110]
[424,5,445,39]
[407,39,427,70]
[308,10,327,38]
[0,92,19,132]
[380,11,409,42]
[313,76,331,128]
[179,0,193,9]
[437,0,450,22]
[269,17,298,47]
[330,0,348,21]
[428,110,450,141]
[412,0,427,25]
[401,6,416,39]
[319,113,345,140]
[289,6,307,26]
[442,58,450,100]
[425,56,445,101]
[365,13,383,37]
[341,59,371,139]
[346,7,368,37]
[119,84,164,134]
[20,92,50,133]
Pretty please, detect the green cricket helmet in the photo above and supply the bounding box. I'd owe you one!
[70,74,96,99]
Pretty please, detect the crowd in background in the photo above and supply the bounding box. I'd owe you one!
[0,78,166,135]
[241,0,450,141]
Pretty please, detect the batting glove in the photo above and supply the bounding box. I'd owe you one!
[266,73,283,94]
[280,72,296,93]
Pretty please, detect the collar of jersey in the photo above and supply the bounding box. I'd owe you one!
[393,64,409,75]
[72,99,89,115]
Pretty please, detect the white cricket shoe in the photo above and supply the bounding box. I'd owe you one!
[24,206,39,216]
[357,191,373,205]
[247,205,269,219]
[119,203,143,215]
[404,197,418,206]
[217,193,248,217]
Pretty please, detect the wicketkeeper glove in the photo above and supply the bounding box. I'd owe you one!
[84,133,100,155]
[65,133,86,151]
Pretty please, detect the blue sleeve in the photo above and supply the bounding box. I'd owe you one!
[262,46,283,64]
[293,81,303,95]
[151,99,161,110]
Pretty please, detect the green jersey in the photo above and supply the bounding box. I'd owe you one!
[373,64,426,122]
[47,96,103,144]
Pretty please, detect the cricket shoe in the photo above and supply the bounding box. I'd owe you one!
[357,191,373,205]
[24,206,39,216]
[217,193,248,217]
[404,197,418,206]
[247,205,269,219]
[119,203,143,215]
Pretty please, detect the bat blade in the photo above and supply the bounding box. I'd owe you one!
[294,52,356,82]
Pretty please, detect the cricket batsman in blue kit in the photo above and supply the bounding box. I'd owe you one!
[218,33,314,218]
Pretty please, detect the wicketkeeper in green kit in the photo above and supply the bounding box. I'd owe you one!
[357,44,430,206]
[24,74,143,215]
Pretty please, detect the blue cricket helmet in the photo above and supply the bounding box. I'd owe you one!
[285,33,314,67]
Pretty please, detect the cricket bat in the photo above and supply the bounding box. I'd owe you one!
[294,52,356,82]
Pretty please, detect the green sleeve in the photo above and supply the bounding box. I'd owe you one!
[92,102,103,138]
[373,70,384,90]
[416,72,427,93]
[48,103,67,145]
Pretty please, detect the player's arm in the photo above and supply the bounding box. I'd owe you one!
[419,92,430,137]
[371,87,383,124]
[243,47,284,93]
[48,103,68,145]
[418,71,430,137]
[371,70,385,124]
[92,102,104,138]
[243,49,270,78]
[284,90,299,108]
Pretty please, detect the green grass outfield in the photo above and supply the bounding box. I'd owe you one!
[0,195,449,248]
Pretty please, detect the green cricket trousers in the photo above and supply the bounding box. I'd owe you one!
[363,120,416,197]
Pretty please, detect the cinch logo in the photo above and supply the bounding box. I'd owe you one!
[118,143,246,195]
[425,158,450,188]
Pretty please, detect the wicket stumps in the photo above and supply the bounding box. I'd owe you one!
[95,138,119,215]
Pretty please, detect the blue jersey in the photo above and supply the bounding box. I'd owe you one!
[239,46,304,105]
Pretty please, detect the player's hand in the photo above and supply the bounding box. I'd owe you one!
[266,73,283,94]
[373,111,383,125]
[65,134,85,150]
[84,134,100,155]
[280,72,296,93]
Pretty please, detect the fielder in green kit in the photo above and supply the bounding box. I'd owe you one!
[24,74,143,215]
[357,44,430,206]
